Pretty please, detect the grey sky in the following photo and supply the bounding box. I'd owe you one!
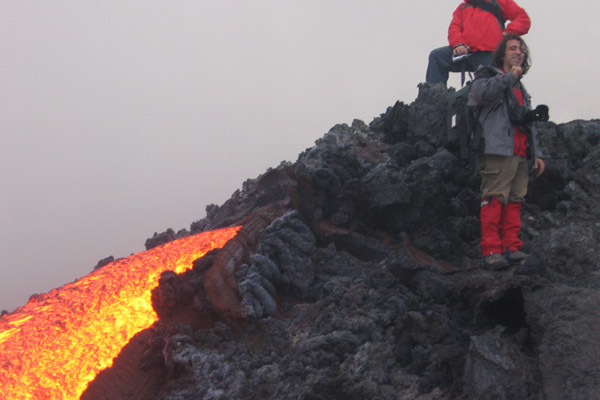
[1,1,598,311]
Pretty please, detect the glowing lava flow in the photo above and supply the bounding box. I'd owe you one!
[0,226,241,400]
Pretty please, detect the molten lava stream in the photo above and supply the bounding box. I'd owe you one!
[0,226,241,400]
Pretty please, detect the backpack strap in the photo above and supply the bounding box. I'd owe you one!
[463,0,505,31]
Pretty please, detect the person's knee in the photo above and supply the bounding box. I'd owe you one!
[429,47,448,61]
[496,195,508,205]
[507,192,526,203]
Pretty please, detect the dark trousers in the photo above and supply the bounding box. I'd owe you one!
[426,46,492,84]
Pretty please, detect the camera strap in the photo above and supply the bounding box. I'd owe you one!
[506,83,534,133]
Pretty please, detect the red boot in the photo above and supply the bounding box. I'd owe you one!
[500,202,528,262]
[480,197,503,257]
[500,202,522,252]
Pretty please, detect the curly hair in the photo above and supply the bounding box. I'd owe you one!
[491,34,531,75]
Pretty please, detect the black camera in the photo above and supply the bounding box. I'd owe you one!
[530,105,549,122]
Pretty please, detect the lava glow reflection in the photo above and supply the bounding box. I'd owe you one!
[0,226,241,400]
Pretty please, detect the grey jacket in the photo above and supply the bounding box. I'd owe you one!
[468,65,543,160]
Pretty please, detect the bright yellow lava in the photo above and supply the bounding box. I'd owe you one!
[0,226,240,400]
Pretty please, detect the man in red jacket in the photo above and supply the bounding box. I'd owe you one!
[426,0,530,85]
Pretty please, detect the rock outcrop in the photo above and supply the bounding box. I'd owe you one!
[84,83,600,400]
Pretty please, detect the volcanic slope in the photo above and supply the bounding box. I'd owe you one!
[85,83,600,400]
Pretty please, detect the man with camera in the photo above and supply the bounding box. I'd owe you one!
[426,0,530,85]
[468,34,547,270]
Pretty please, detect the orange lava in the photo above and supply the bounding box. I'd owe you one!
[0,226,241,400]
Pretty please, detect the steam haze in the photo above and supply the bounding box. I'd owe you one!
[1,1,598,311]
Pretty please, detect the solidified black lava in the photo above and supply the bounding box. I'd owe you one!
[94,83,600,400]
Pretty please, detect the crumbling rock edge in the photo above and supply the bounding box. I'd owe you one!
[84,84,600,400]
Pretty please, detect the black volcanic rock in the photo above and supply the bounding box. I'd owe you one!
[93,255,115,270]
[145,228,181,250]
[87,83,600,400]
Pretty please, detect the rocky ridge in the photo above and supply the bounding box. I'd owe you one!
[84,83,600,400]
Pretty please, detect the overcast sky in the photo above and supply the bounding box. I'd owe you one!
[1,1,598,312]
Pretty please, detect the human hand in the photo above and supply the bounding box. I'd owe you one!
[534,158,545,177]
[510,66,523,79]
[453,45,468,56]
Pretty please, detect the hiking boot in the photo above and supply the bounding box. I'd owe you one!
[507,250,528,263]
[483,253,509,270]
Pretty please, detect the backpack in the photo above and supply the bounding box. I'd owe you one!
[446,82,483,163]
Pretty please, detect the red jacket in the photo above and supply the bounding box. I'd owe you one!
[448,0,530,51]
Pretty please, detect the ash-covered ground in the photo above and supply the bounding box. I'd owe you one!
[84,84,600,400]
